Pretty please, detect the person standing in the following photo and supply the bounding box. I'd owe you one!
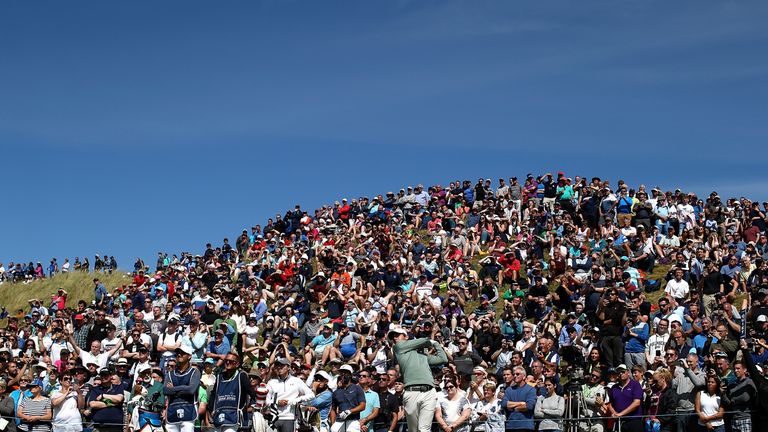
[534,378,565,432]
[371,372,400,432]
[357,370,380,432]
[475,382,505,432]
[643,369,677,432]
[605,364,643,432]
[264,357,315,432]
[164,346,201,432]
[306,371,334,432]
[435,378,471,432]
[209,352,258,432]
[330,365,366,432]
[597,289,626,367]
[501,365,536,432]
[389,327,448,432]
[17,379,52,432]
[695,375,725,432]
[84,369,125,432]
[49,373,83,432]
[671,353,706,432]
[721,361,756,432]
[580,368,608,432]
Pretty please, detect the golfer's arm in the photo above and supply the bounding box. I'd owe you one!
[392,338,430,355]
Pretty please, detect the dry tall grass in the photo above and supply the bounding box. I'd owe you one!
[0,271,131,318]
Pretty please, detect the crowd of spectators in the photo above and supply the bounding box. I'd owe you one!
[0,256,118,283]
[1,172,768,432]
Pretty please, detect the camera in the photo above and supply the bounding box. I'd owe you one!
[565,366,585,390]
[745,338,755,351]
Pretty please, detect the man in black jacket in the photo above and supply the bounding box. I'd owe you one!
[721,360,756,432]
[740,341,768,426]
[597,288,626,367]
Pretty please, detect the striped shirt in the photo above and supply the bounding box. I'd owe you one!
[18,397,51,432]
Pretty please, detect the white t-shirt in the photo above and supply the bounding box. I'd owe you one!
[101,337,122,360]
[646,333,670,364]
[244,325,260,348]
[414,283,434,301]
[79,350,111,371]
[665,279,690,300]
[51,388,82,427]
[697,392,724,427]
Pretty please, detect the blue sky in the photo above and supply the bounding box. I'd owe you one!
[2,0,767,268]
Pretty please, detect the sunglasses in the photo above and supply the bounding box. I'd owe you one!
[224,359,239,364]
[445,385,456,389]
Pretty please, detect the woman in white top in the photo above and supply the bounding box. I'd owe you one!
[49,373,82,432]
[474,383,505,432]
[243,316,260,349]
[695,375,725,432]
[435,379,472,432]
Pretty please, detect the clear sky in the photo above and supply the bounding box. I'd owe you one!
[2,0,767,268]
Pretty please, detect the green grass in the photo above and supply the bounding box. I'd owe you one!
[0,271,132,318]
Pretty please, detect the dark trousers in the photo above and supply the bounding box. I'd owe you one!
[616,419,643,432]
[600,335,624,367]
[675,410,695,432]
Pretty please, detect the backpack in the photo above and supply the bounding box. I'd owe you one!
[644,279,661,293]
[295,404,316,432]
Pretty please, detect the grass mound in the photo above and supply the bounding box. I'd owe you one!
[0,271,131,316]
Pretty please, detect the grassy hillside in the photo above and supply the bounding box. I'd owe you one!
[0,271,131,316]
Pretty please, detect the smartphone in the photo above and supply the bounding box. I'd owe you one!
[655,349,661,357]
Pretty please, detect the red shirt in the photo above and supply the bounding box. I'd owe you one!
[338,205,351,221]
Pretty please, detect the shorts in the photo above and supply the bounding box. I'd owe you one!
[340,344,357,358]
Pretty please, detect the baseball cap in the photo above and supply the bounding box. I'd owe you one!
[757,315,767,323]
[388,327,408,338]
[339,365,354,374]
[26,379,44,388]
[275,357,291,366]
[175,345,194,355]
[315,370,331,382]
[615,364,628,372]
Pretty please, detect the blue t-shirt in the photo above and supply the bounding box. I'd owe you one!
[208,338,231,356]
[360,389,380,429]
[311,334,336,350]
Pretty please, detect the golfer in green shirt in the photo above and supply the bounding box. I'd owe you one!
[389,327,448,432]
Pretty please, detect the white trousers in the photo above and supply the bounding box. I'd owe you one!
[165,422,195,432]
[330,419,360,432]
[402,388,437,432]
